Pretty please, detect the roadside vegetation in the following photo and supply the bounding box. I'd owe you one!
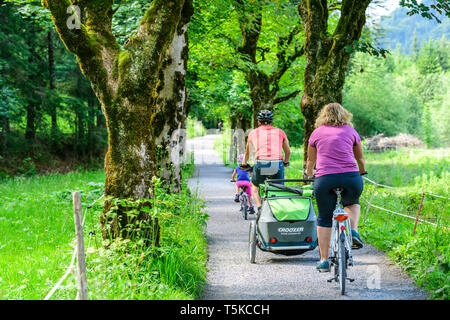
[0,162,208,300]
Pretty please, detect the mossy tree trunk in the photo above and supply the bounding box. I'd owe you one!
[43,0,193,243]
[228,0,303,160]
[298,0,372,167]
[234,0,304,128]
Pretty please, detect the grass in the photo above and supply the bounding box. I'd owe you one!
[0,162,208,300]
[0,171,105,299]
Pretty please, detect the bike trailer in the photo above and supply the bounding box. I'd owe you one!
[257,180,318,256]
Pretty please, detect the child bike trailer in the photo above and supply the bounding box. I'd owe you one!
[249,179,318,263]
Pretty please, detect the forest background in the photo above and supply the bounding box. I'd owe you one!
[0,0,448,178]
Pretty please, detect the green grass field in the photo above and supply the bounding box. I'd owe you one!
[0,164,208,300]
[0,171,105,299]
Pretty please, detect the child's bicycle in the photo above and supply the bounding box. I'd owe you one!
[231,180,252,220]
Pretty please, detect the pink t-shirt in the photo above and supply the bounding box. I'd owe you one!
[308,124,361,177]
[248,125,288,160]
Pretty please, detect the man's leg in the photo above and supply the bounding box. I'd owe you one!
[251,183,261,207]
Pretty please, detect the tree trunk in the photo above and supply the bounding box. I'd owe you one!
[233,0,303,128]
[0,116,9,152]
[298,0,371,167]
[43,0,193,244]
[246,70,274,127]
[230,109,252,163]
[48,29,57,136]
[25,103,36,141]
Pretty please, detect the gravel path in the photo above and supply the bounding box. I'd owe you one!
[187,134,428,300]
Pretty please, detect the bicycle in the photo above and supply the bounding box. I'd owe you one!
[326,170,367,294]
[231,180,251,220]
[326,187,355,295]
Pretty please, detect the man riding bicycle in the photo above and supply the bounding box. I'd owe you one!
[241,109,291,213]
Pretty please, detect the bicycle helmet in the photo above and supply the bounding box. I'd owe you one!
[257,109,274,124]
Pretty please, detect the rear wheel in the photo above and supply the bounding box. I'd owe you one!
[338,237,346,295]
[249,221,257,263]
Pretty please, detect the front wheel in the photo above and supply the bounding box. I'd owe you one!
[242,196,248,220]
[249,221,257,263]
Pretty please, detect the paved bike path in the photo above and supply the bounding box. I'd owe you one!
[187,134,427,300]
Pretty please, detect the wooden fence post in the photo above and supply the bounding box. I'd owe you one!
[413,192,425,235]
[73,191,88,300]
[363,184,377,224]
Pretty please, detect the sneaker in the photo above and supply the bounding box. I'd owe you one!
[234,194,239,203]
[316,260,330,272]
[351,230,363,249]
[249,206,255,214]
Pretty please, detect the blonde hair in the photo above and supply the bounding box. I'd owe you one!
[315,103,353,128]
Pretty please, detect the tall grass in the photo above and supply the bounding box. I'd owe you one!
[0,171,105,299]
[0,163,208,300]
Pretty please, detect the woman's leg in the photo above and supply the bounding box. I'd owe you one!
[314,175,336,263]
[317,226,332,261]
[344,204,361,231]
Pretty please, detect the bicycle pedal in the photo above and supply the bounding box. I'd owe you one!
[347,278,355,282]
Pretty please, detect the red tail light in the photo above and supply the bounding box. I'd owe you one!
[306,237,312,243]
[270,237,277,243]
[334,214,348,221]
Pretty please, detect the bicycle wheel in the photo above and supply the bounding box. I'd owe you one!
[338,237,346,295]
[248,220,257,263]
[242,195,248,220]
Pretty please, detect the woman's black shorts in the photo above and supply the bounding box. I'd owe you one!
[313,171,364,228]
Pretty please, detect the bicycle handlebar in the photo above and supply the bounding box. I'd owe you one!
[303,171,368,180]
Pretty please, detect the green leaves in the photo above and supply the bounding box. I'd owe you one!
[400,0,450,23]
[345,40,391,58]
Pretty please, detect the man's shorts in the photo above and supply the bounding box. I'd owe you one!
[251,160,284,187]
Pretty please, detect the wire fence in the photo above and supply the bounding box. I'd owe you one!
[360,177,449,232]
[43,193,104,301]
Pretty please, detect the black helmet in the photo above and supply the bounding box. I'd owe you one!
[257,109,273,124]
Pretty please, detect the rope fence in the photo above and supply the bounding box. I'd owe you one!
[43,193,104,301]
[360,177,449,233]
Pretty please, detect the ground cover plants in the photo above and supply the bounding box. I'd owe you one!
[0,162,208,300]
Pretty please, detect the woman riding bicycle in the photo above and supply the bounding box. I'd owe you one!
[305,103,367,272]
[232,154,255,214]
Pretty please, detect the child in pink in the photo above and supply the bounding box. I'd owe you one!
[231,154,255,214]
